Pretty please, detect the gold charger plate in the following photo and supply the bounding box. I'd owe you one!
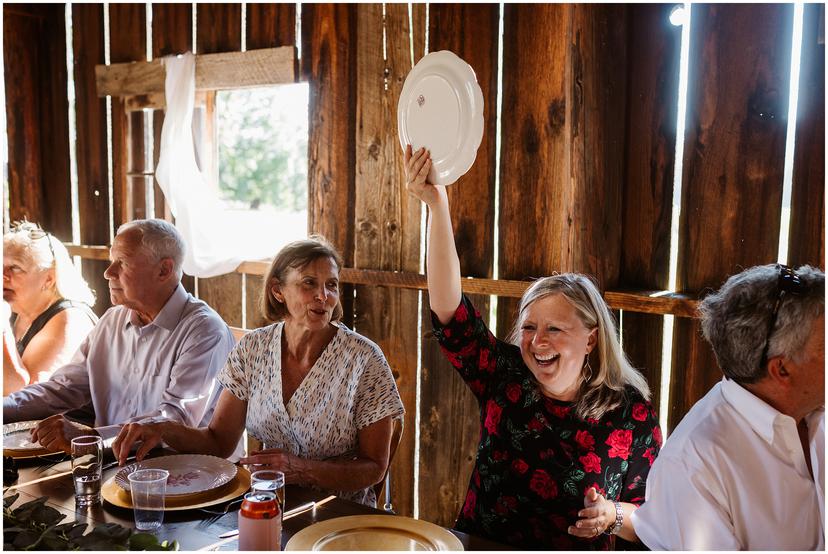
[285,515,464,551]
[3,421,62,459]
[102,465,250,511]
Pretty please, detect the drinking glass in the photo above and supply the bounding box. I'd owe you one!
[251,470,285,509]
[71,435,103,507]
[128,469,169,531]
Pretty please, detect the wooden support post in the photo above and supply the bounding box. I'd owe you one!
[670,4,793,430]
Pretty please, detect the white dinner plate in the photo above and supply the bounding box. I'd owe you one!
[285,515,464,551]
[398,50,484,186]
[114,454,237,497]
[3,420,42,451]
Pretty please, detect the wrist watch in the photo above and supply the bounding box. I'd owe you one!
[604,501,623,535]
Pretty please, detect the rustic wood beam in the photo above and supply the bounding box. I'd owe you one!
[63,245,699,317]
[95,46,296,98]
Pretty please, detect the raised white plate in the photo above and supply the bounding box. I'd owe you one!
[398,50,484,186]
[3,420,44,451]
[115,454,237,497]
[285,515,464,551]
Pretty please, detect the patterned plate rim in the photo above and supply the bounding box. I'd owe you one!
[114,454,238,497]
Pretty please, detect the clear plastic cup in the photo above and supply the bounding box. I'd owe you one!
[128,469,169,531]
[251,470,285,509]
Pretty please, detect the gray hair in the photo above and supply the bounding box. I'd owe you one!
[507,273,651,420]
[699,264,825,384]
[117,219,185,280]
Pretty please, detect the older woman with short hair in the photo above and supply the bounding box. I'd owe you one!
[3,221,97,394]
[113,235,404,507]
[405,146,660,549]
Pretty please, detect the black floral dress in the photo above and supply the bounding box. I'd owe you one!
[432,296,662,550]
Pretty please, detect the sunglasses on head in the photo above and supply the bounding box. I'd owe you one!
[758,264,806,370]
[10,221,56,263]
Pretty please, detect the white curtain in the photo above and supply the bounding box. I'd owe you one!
[155,53,275,277]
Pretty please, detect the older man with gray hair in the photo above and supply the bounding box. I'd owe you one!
[4,219,236,454]
[632,263,824,550]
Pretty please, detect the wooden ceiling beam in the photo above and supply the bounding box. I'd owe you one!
[94,46,296,98]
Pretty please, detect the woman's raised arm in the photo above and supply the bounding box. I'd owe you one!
[404,145,461,324]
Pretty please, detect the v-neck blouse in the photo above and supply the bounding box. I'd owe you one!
[218,321,405,505]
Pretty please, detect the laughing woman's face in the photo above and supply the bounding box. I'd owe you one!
[517,294,597,402]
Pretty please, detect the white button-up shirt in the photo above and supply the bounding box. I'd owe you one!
[4,284,236,442]
[632,377,824,550]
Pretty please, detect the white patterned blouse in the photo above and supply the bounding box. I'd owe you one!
[217,321,405,506]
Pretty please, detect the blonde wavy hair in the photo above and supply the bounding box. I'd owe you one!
[4,221,95,306]
[507,273,650,420]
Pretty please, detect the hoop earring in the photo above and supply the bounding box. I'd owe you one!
[583,357,593,383]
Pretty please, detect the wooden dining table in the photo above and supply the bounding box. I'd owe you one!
[3,451,511,551]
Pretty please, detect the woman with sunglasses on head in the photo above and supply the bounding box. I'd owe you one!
[3,222,97,395]
[405,146,661,549]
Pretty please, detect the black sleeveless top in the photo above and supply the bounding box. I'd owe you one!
[12,299,98,356]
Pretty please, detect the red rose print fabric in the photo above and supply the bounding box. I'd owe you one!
[432,295,662,550]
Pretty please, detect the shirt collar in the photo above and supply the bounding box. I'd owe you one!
[720,377,792,445]
[126,283,188,332]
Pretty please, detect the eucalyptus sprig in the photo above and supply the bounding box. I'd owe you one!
[3,494,178,551]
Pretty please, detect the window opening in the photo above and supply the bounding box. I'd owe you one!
[215,84,310,257]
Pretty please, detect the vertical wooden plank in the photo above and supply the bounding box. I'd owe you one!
[788,3,824,269]
[73,3,111,315]
[620,5,682,411]
[109,3,147,229]
[301,3,357,327]
[246,3,295,50]
[5,6,45,228]
[4,5,71,240]
[419,3,499,528]
[38,5,72,241]
[353,2,421,520]
[152,3,192,57]
[497,3,570,337]
[244,274,269,330]
[196,3,241,53]
[151,2,192,237]
[570,4,627,289]
[497,4,627,331]
[670,4,793,430]
[192,3,243,327]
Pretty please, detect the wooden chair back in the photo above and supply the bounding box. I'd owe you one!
[374,416,404,511]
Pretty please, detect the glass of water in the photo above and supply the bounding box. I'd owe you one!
[128,469,169,531]
[251,470,285,509]
[70,435,103,507]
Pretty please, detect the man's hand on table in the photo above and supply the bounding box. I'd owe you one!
[31,414,97,453]
[112,422,164,465]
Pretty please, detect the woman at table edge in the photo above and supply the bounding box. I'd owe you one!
[112,236,404,506]
[405,145,659,547]
[3,221,97,395]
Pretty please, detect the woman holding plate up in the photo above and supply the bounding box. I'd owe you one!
[113,236,404,507]
[404,145,661,549]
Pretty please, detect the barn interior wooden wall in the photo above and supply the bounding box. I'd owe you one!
[4,3,825,527]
